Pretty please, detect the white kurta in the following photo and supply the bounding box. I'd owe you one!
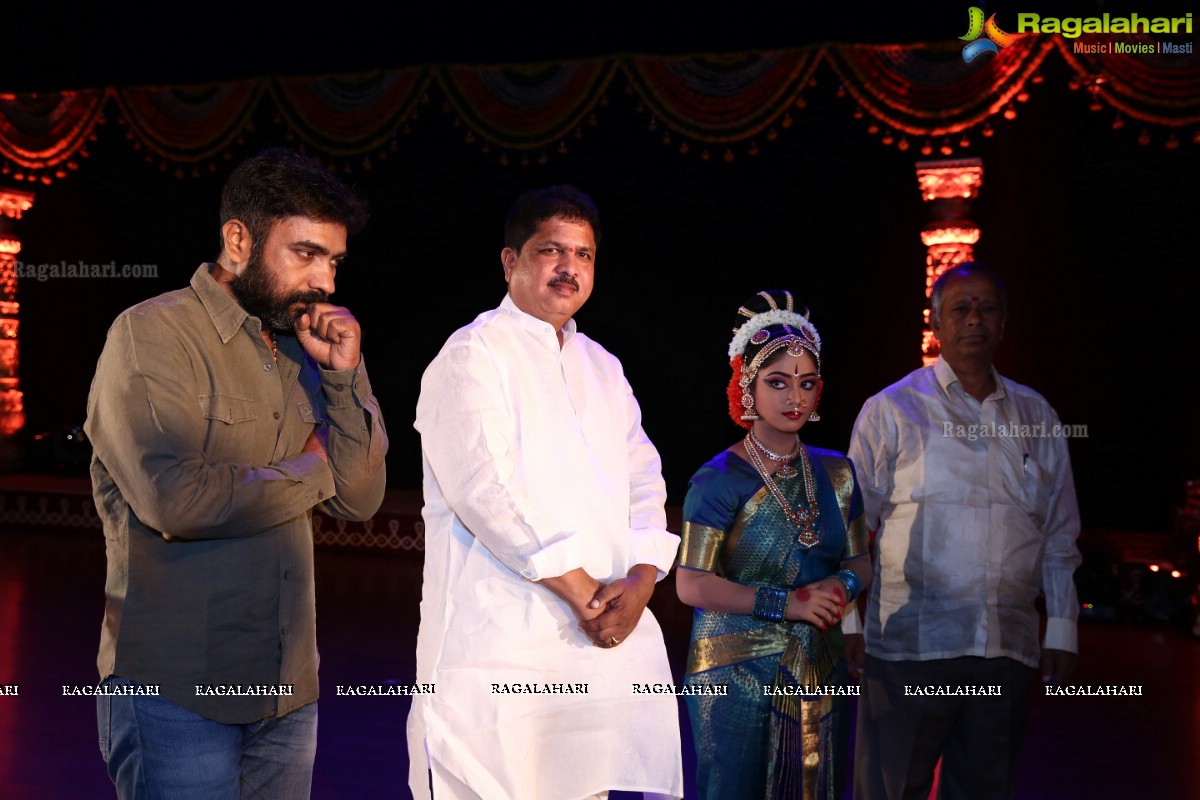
[408,295,683,800]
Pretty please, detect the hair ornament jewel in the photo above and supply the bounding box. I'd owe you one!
[728,308,821,360]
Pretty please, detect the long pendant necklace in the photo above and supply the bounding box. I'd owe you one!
[744,433,821,548]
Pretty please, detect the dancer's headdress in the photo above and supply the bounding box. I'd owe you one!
[726,290,821,428]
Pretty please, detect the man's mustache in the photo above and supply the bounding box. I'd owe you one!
[288,290,329,307]
[549,275,579,291]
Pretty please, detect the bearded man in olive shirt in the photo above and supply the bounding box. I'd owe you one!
[85,148,387,799]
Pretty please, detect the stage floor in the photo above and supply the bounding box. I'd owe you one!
[1,527,1196,798]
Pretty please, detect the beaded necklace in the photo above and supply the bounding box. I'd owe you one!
[748,428,800,478]
[744,433,821,548]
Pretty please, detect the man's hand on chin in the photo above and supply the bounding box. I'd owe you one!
[296,303,362,371]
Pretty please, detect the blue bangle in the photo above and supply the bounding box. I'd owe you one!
[833,569,862,603]
[753,586,788,622]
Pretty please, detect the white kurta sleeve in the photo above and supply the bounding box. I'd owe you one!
[621,378,680,579]
[416,339,587,580]
[841,604,863,634]
[1040,409,1083,653]
[848,396,895,533]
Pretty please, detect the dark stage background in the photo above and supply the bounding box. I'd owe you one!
[3,3,1199,799]
[13,56,1199,532]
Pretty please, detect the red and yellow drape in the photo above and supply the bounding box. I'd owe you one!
[1,34,1195,184]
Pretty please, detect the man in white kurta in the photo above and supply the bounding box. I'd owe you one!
[407,187,683,800]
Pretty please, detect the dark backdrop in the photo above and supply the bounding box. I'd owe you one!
[10,10,1200,533]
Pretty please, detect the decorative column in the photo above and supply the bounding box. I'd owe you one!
[914,158,983,366]
[0,188,34,470]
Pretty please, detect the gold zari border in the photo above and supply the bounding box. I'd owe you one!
[819,454,868,558]
[678,522,726,573]
[686,625,788,675]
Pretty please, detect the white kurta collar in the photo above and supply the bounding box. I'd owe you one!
[499,293,577,345]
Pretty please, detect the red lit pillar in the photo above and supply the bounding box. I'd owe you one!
[915,158,983,366]
[0,188,34,469]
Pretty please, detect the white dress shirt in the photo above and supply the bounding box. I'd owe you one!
[848,356,1081,668]
[407,294,683,800]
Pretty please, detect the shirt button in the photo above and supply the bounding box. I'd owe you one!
[283,569,290,581]
[273,412,281,420]
[334,384,345,392]
[281,625,289,636]
[317,491,325,500]
[263,364,272,372]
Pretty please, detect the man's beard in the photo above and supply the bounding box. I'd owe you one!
[229,250,327,333]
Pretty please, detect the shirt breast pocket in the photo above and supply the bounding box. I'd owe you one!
[200,394,259,462]
[1020,457,1052,526]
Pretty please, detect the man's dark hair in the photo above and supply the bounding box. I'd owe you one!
[503,185,600,252]
[930,261,1007,323]
[219,147,368,258]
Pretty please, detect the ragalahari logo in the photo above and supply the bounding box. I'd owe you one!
[960,7,1019,62]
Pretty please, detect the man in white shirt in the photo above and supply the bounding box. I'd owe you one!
[407,186,683,800]
[848,263,1081,800]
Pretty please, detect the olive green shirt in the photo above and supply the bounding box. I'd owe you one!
[85,264,387,723]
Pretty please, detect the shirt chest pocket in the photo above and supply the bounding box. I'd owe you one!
[200,393,259,461]
[1020,456,1052,526]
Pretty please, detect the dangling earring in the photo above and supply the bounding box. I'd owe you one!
[808,378,823,422]
[741,390,760,421]
[739,369,760,420]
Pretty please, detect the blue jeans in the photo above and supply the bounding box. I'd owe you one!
[97,676,317,799]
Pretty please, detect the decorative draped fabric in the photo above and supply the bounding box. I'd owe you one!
[115,82,262,162]
[623,51,820,142]
[1055,34,1200,126]
[439,61,615,148]
[270,70,429,155]
[2,35,1196,183]
[0,90,105,178]
[824,38,1055,135]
